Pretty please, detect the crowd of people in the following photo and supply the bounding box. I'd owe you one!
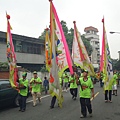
[16,69,119,118]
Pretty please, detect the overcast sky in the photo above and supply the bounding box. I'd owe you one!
[0,0,120,59]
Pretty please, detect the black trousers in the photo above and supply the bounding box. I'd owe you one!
[70,88,78,97]
[105,90,112,101]
[80,98,92,117]
[18,94,27,110]
[50,96,56,108]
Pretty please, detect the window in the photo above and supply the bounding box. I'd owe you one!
[16,41,22,52]
[0,82,11,90]
[0,38,6,43]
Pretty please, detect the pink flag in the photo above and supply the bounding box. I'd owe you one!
[50,1,73,76]
[6,13,17,87]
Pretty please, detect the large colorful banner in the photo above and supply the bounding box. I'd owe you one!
[45,28,51,71]
[49,0,73,77]
[49,0,62,108]
[49,0,74,107]
[101,18,113,87]
[6,14,17,87]
[72,21,95,76]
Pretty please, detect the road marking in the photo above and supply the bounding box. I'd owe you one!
[27,91,99,103]
[90,92,99,101]
[27,90,67,103]
[27,95,50,103]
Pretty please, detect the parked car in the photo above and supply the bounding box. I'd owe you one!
[0,80,19,109]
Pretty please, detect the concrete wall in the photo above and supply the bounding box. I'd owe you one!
[0,43,45,64]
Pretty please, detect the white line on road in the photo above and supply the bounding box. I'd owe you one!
[27,90,67,103]
[27,91,100,103]
[27,95,50,103]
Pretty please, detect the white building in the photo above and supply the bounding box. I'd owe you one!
[84,26,100,69]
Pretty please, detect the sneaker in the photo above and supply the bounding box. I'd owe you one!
[21,109,25,112]
[33,104,36,107]
[50,106,54,109]
[89,113,93,117]
[80,114,84,118]
[105,100,108,103]
[108,100,112,103]
[73,97,76,100]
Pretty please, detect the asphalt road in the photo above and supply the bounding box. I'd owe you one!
[0,82,120,120]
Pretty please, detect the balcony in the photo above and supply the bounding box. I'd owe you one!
[85,34,99,40]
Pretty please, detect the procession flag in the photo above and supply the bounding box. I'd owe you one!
[49,0,74,107]
[72,21,95,76]
[45,28,51,71]
[49,0,73,77]
[101,18,113,87]
[6,13,17,87]
[100,18,105,72]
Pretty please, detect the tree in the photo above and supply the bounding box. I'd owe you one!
[0,62,9,71]
[112,59,120,71]
[39,29,46,40]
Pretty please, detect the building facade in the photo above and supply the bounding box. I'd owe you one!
[84,26,100,69]
[0,31,45,72]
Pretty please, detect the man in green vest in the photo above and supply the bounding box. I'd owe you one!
[112,71,118,96]
[30,71,42,107]
[103,74,114,103]
[79,70,94,118]
[69,73,78,100]
[17,72,29,112]
[62,72,69,92]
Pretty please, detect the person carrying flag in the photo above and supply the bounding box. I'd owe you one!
[79,70,94,118]
[17,72,29,112]
[69,72,78,100]
[103,74,114,103]
[112,71,118,96]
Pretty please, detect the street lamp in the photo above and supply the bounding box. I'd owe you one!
[110,31,120,34]
[110,31,120,60]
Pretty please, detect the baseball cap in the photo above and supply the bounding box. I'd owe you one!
[22,72,27,77]
[33,71,37,74]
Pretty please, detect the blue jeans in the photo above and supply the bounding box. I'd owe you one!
[80,98,92,117]
[50,96,56,108]
[44,85,48,94]
[100,79,104,87]
[18,94,27,110]
[70,88,78,97]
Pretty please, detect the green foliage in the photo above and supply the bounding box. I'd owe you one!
[40,66,48,72]
[112,59,120,71]
[39,29,46,40]
[0,62,9,71]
